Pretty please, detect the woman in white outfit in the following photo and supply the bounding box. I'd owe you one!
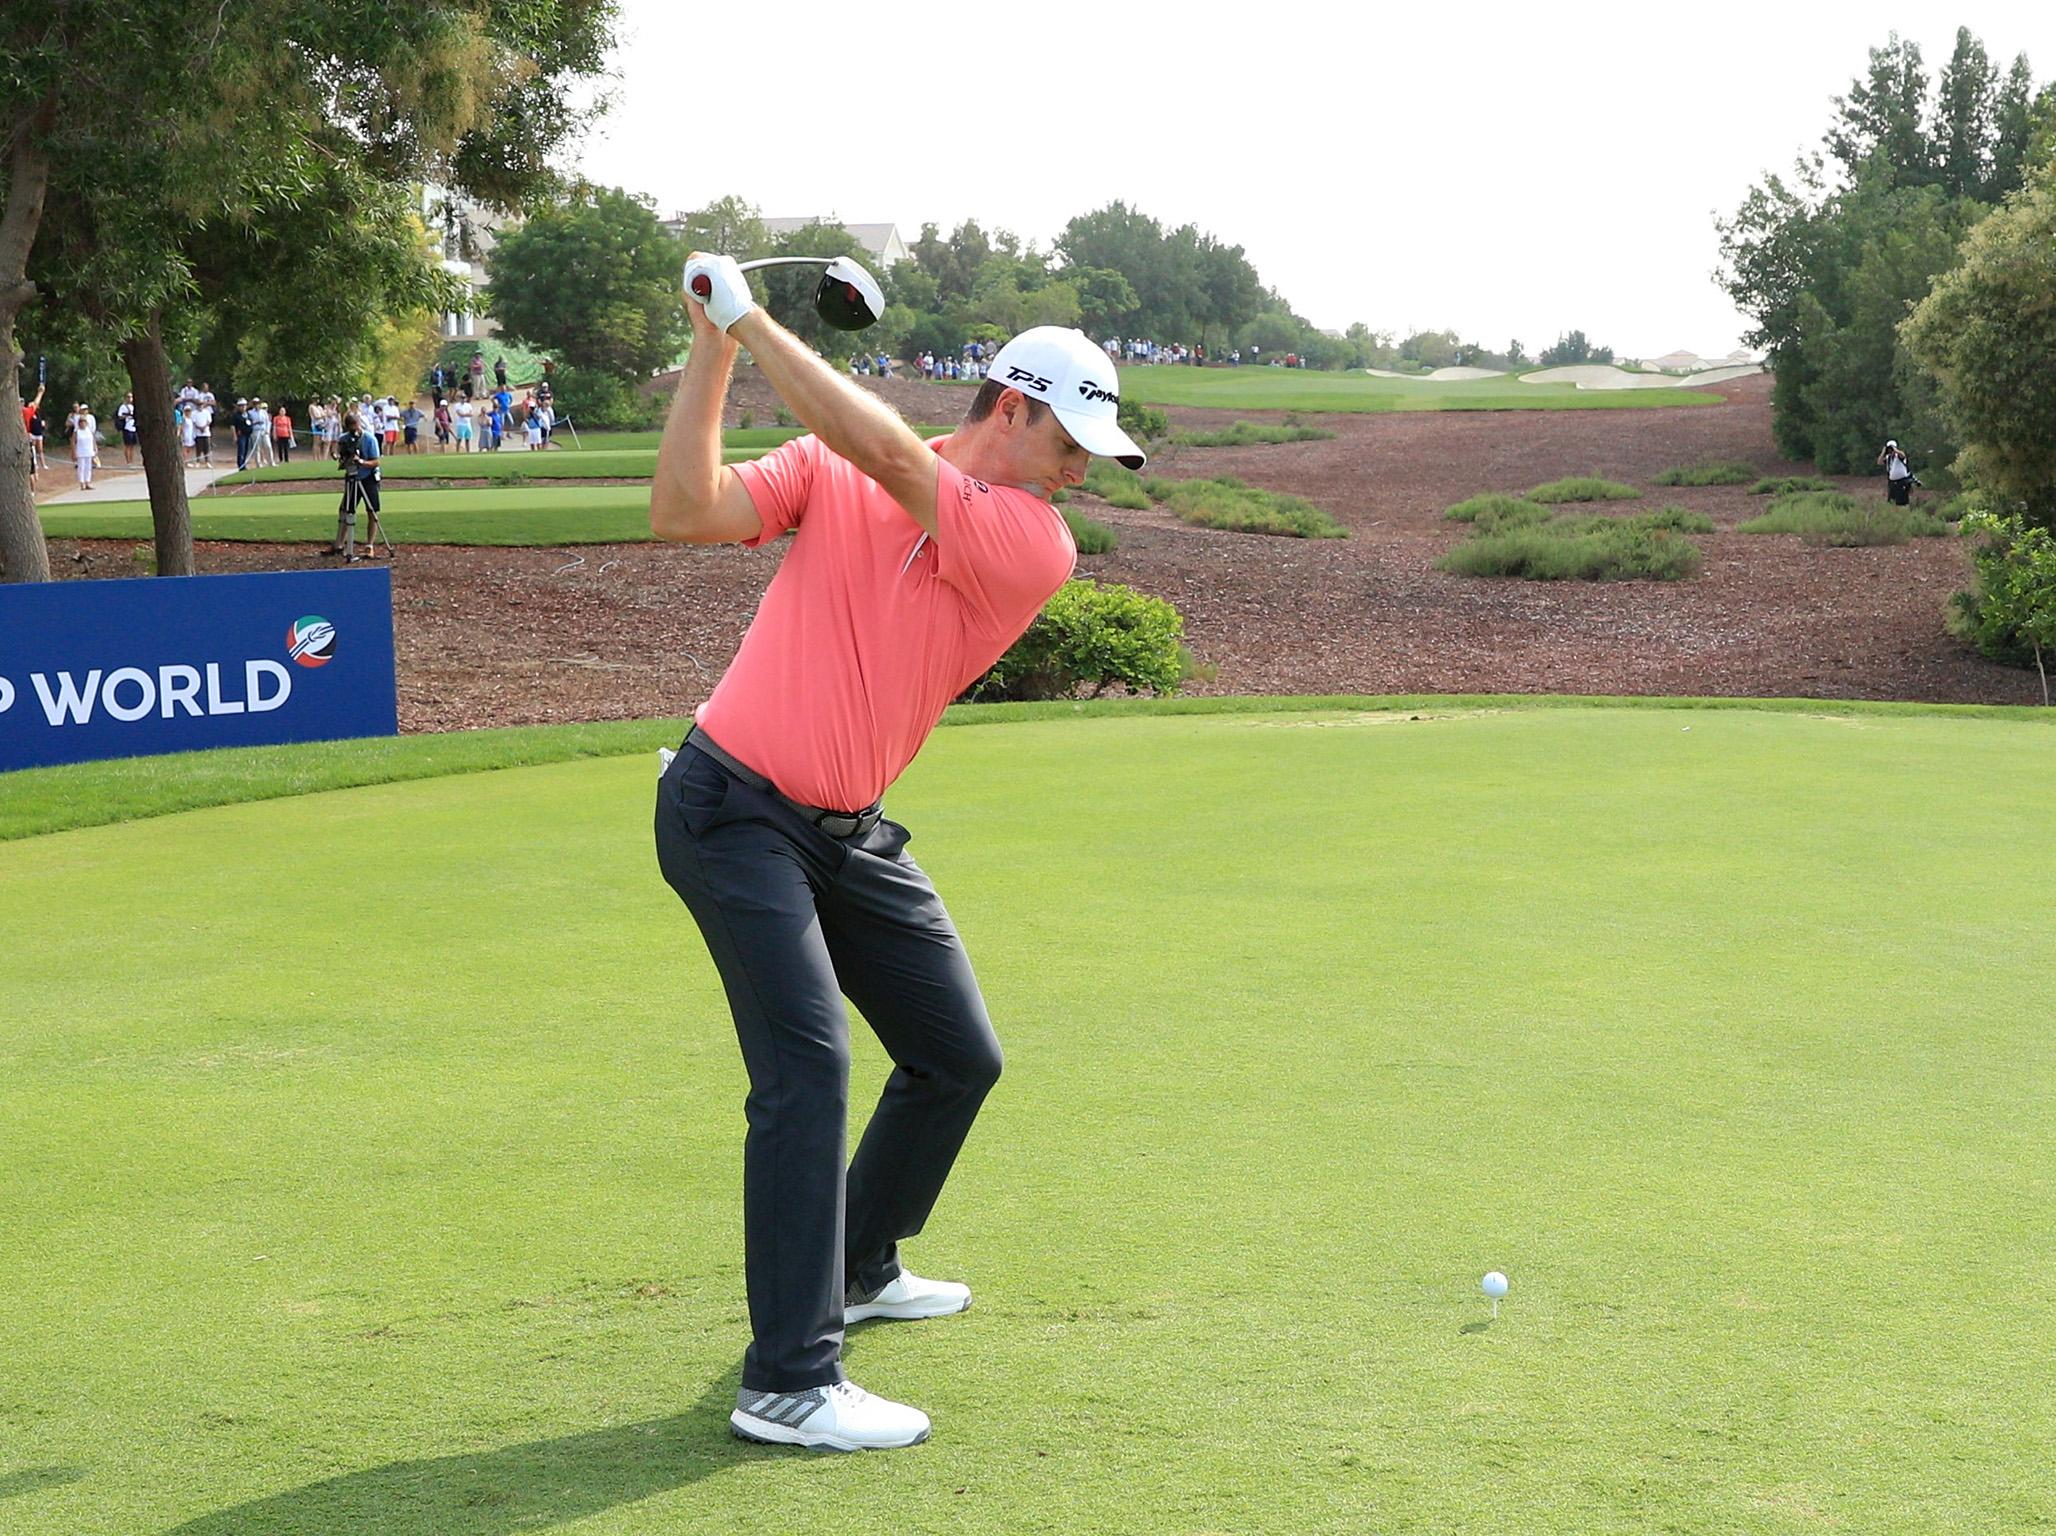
[67,404,99,489]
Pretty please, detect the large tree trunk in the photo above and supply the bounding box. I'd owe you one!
[120,313,193,577]
[0,106,55,584]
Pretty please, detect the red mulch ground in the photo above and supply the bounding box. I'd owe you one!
[44,373,2039,731]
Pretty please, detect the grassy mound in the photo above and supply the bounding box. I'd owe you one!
[1747,474,1837,496]
[1144,475,1348,538]
[1653,460,1756,486]
[1737,491,1949,546]
[1169,420,1337,447]
[1440,508,1708,580]
[1445,493,1546,528]
[1527,477,1643,504]
[1082,461,1154,510]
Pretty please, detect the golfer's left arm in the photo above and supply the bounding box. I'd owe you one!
[730,311,939,536]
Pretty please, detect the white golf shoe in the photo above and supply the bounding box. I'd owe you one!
[845,1270,973,1324]
[730,1380,931,1451]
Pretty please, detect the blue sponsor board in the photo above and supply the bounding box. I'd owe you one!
[0,568,398,771]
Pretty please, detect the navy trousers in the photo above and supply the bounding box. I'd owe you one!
[654,740,1003,1392]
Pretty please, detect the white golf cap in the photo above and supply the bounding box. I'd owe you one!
[987,326,1146,469]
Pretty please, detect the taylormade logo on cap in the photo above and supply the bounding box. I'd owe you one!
[987,326,1147,469]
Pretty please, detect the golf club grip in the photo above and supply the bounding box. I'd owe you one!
[684,259,715,302]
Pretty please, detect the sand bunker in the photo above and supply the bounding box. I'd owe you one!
[1519,363,1765,390]
[1361,366,1507,381]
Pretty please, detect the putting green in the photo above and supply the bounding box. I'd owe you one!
[1,705,2049,1533]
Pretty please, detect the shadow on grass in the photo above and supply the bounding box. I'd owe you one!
[159,1369,790,1535]
[0,1468,88,1501]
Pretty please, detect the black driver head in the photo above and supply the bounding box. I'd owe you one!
[813,257,884,331]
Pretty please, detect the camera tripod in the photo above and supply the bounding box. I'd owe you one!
[334,471,395,561]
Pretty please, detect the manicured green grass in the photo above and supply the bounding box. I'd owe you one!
[2,704,2051,1534]
[216,450,672,486]
[1527,477,1643,504]
[41,486,664,546]
[1119,368,1723,413]
[212,429,955,488]
[1737,491,1950,546]
[1653,460,1757,486]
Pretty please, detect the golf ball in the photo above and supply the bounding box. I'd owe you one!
[1482,1271,1509,1299]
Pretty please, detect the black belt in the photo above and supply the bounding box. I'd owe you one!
[683,726,883,839]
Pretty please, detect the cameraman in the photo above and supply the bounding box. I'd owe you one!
[1877,439,1915,506]
[327,410,383,558]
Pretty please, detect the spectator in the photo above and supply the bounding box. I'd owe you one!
[453,393,475,452]
[233,397,254,470]
[65,401,98,490]
[433,395,452,451]
[402,398,424,453]
[467,348,484,398]
[273,401,294,463]
[115,391,138,465]
[493,353,507,391]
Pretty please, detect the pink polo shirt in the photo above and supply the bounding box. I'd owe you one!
[694,433,1075,812]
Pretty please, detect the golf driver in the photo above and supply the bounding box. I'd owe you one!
[684,254,885,332]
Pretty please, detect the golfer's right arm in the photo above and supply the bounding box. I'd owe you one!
[650,299,760,544]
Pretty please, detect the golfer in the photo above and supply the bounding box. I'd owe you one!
[651,253,1144,1452]
[1877,439,1914,506]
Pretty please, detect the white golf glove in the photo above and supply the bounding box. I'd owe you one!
[683,254,756,334]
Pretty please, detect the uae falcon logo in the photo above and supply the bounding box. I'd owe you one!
[287,615,337,668]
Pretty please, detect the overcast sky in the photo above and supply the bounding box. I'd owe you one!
[573,3,2055,360]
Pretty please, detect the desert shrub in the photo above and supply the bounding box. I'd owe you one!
[774,407,797,428]
[1938,492,1982,522]
[1117,395,1169,445]
[1061,509,1119,554]
[1737,491,1947,546]
[1083,460,1153,509]
[1171,420,1336,447]
[1527,477,1642,503]
[965,579,1187,701]
[1546,506,1716,536]
[1748,474,1836,496]
[1152,475,1348,538]
[1438,522,1703,581]
[1445,493,1544,528]
[1947,512,2056,698]
[1654,460,1756,486]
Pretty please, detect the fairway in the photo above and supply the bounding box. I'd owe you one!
[39,485,665,546]
[1120,368,1724,412]
[2,704,2049,1534]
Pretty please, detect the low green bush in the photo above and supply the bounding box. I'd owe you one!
[1445,493,1543,527]
[1747,474,1836,496]
[1437,522,1703,581]
[1948,512,2056,698]
[1527,477,1642,503]
[1062,509,1119,554]
[1151,475,1348,539]
[1117,395,1169,446]
[965,578,1187,701]
[1737,491,1948,546]
[1654,460,1756,486]
[1170,420,1336,447]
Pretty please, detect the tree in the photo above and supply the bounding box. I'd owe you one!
[1827,32,1935,187]
[1540,330,1598,366]
[1507,339,1529,367]
[2,1,618,583]
[1989,55,2040,197]
[673,195,768,261]
[1936,27,1998,199]
[1900,168,2056,528]
[488,186,685,378]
